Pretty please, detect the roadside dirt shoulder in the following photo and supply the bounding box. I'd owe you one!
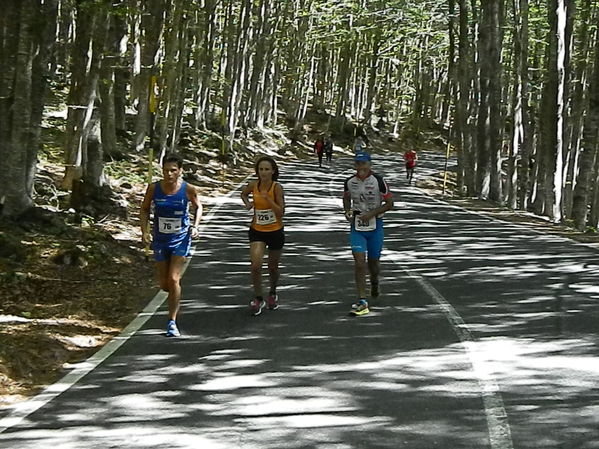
[418,175,599,248]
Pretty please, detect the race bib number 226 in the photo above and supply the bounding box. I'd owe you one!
[256,209,276,225]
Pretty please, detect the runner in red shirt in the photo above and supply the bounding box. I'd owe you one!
[314,137,325,167]
[404,149,418,184]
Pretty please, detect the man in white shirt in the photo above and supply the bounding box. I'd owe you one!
[342,151,394,315]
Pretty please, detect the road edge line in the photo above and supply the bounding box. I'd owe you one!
[0,176,250,434]
[389,255,514,449]
[414,186,599,252]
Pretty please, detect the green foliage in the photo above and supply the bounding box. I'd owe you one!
[103,161,147,187]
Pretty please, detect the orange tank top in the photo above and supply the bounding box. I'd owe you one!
[252,181,283,232]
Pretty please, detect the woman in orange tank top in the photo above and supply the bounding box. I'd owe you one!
[240,156,285,315]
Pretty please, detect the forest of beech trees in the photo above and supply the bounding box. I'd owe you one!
[1,1,598,231]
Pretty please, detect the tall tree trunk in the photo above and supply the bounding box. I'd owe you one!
[476,0,492,198]
[363,29,382,123]
[572,16,599,230]
[73,0,110,191]
[62,3,96,190]
[112,6,128,136]
[0,3,20,203]
[508,0,524,209]
[313,43,327,112]
[192,0,217,129]
[335,19,353,120]
[456,0,475,195]
[564,0,591,218]
[133,0,165,153]
[488,0,504,202]
[226,0,252,149]
[588,150,599,229]
[2,0,36,217]
[53,0,73,77]
[98,12,118,159]
[27,0,58,197]
[533,0,560,217]
[83,111,105,189]
[544,0,570,222]
[516,0,532,210]
[156,0,184,155]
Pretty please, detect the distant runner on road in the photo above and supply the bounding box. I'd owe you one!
[314,137,325,168]
[343,151,394,316]
[240,156,286,316]
[324,136,334,164]
[353,135,366,154]
[404,148,418,184]
[140,153,203,337]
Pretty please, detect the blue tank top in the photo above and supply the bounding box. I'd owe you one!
[152,181,190,242]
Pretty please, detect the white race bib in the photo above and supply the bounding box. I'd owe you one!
[255,209,276,226]
[158,217,183,234]
[355,215,376,231]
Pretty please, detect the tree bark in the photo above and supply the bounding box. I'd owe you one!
[516,0,532,210]
[476,0,492,199]
[112,7,128,136]
[156,0,184,156]
[488,0,504,202]
[532,0,560,217]
[133,0,166,153]
[192,0,217,129]
[456,0,474,195]
[572,15,599,230]
[62,3,96,190]
[28,0,59,196]
[0,2,19,197]
[563,0,591,218]
[2,0,36,217]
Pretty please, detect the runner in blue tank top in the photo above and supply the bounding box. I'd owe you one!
[140,153,203,337]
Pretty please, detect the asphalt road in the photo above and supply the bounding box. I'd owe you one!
[1,151,598,448]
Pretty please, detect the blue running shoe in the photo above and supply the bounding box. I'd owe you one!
[166,320,180,337]
[350,299,369,316]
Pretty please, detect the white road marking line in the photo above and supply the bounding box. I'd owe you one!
[330,156,512,447]
[0,290,167,434]
[388,254,514,449]
[0,176,251,435]
[411,185,599,252]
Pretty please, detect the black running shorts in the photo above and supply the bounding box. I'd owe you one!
[248,227,285,250]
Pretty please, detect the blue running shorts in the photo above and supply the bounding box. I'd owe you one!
[350,219,384,259]
[152,232,192,262]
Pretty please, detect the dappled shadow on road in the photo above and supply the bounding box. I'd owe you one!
[1,323,490,448]
[2,157,599,448]
[382,179,599,449]
[386,187,599,337]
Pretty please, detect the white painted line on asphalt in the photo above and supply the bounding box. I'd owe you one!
[413,186,599,252]
[0,176,251,435]
[330,156,513,447]
[328,175,337,199]
[0,290,166,434]
[388,253,514,449]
